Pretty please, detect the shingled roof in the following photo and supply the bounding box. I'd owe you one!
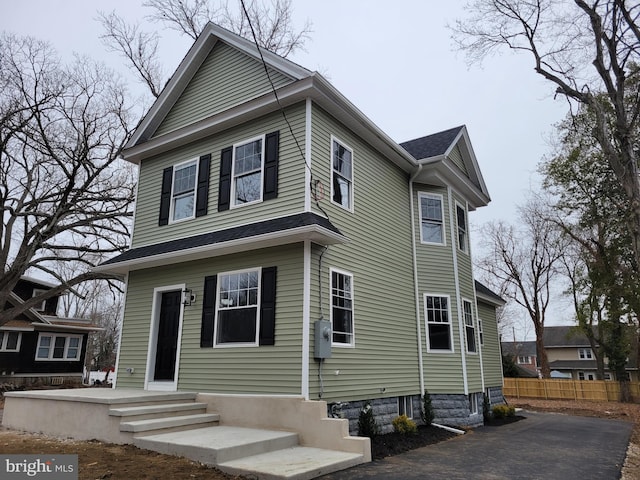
[400,126,464,160]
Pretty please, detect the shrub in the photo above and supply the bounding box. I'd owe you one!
[420,390,435,426]
[358,402,379,438]
[392,414,418,435]
[492,404,516,419]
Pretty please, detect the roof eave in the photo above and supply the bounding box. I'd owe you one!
[94,223,348,275]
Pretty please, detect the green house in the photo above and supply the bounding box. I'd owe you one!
[97,22,505,431]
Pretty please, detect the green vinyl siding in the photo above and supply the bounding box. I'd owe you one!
[448,145,468,175]
[116,245,305,394]
[154,42,294,137]
[478,300,503,387]
[305,105,420,402]
[132,106,307,247]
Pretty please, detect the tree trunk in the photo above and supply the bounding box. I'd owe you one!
[534,324,550,378]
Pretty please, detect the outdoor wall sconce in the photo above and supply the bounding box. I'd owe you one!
[182,288,196,306]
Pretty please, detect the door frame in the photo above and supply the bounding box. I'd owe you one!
[145,284,186,391]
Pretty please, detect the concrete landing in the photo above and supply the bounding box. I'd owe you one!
[219,446,364,480]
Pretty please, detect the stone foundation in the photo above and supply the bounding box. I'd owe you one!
[329,387,505,434]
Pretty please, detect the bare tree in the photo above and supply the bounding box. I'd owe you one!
[0,33,136,324]
[99,0,312,98]
[453,0,640,276]
[477,198,567,378]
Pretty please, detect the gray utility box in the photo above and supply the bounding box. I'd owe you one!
[314,319,332,359]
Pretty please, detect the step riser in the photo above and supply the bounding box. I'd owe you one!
[133,421,219,437]
[110,402,209,418]
[112,408,207,422]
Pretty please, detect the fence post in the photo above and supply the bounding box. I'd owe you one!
[543,378,548,400]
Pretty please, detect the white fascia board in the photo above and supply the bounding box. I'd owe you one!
[443,126,490,200]
[94,224,349,275]
[475,291,506,307]
[415,159,490,209]
[0,326,34,332]
[31,323,103,333]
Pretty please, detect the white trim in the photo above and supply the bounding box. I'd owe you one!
[409,168,425,396]
[213,267,262,348]
[417,192,446,245]
[0,331,22,352]
[329,267,355,347]
[32,288,47,312]
[112,273,129,389]
[330,135,354,213]
[230,134,266,209]
[144,284,186,392]
[169,158,199,224]
[423,293,454,353]
[301,240,311,400]
[305,98,312,213]
[448,187,468,394]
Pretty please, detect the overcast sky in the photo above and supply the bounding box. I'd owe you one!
[3,1,572,336]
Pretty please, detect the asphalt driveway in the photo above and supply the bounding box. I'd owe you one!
[319,410,633,480]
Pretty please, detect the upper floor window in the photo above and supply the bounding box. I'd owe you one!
[424,294,452,351]
[517,355,532,364]
[331,137,353,211]
[171,159,198,221]
[419,193,445,244]
[0,331,21,352]
[159,154,211,226]
[456,204,468,252]
[36,334,82,361]
[578,348,593,360]
[463,299,476,353]
[232,136,264,207]
[331,269,354,346]
[478,318,484,346]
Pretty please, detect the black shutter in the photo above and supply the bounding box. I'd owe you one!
[200,275,217,347]
[263,131,280,201]
[158,167,173,226]
[218,146,233,211]
[195,154,211,217]
[259,266,277,346]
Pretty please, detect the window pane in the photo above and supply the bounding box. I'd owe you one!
[173,163,196,195]
[37,336,51,358]
[217,308,257,343]
[173,193,194,220]
[421,197,442,221]
[421,223,443,243]
[53,337,65,359]
[466,325,477,352]
[333,175,351,208]
[332,272,354,344]
[6,332,19,350]
[235,171,261,204]
[429,324,451,350]
[333,142,352,179]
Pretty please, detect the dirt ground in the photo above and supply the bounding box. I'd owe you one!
[0,396,639,479]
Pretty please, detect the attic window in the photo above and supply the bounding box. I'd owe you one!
[32,288,47,312]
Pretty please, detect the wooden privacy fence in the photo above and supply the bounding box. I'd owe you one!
[504,377,640,402]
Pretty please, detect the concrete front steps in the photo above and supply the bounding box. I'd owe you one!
[109,395,364,479]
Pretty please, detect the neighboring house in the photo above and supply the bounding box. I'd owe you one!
[500,340,539,377]
[96,23,505,430]
[0,276,99,385]
[544,326,638,381]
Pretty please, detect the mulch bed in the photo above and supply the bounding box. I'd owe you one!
[370,416,526,460]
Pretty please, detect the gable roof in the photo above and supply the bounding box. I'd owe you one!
[400,126,464,159]
[501,340,537,357]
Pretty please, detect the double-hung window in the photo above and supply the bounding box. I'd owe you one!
[463,299,477,353]
[36,334,82,360]
[419,193,444,244]
[456,204,468,252]
[0,331,21,352]
[331,269,354,346]
[424,295,452,351]
[232,136,264,206]
[578,348,593,360]
[215,269,261,345]
[517,355,532,364]
[171,159,198,221]
[331,137,353,211]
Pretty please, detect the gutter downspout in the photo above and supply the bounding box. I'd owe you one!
[409,165,425,396]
